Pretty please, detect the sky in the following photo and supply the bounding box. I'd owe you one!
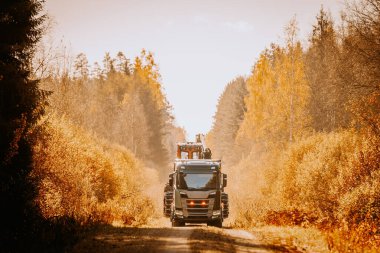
[45,0,344,139]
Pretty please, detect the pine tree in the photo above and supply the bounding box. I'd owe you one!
[115,51,131,75]
[91,61,103,79]
[305,7,345,131]
[102,52,115,76]
[210,77,247,162]
[344,0,380,94]
[74,52,89,79]
[0,0,46,251]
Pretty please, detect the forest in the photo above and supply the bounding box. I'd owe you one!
[1,1,184,251]
[208,1,380,251]
[1,0,380,252]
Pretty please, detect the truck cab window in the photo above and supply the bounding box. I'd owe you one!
[181,151,188,159]
[177,173,217,190]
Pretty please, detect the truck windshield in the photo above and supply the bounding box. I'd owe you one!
[177,173,217,190]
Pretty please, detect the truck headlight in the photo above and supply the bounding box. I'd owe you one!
[175,210,183,216]
[212,210,221,216]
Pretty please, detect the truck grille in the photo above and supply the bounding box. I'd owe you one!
[186,199,209,217]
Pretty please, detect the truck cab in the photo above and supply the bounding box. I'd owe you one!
[165,159,229,227]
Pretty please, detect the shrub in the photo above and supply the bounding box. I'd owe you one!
[32,114,159,226]
[229,129,380,250]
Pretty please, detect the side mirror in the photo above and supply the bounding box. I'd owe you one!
[223,174,227,188]
[169,174,174,187]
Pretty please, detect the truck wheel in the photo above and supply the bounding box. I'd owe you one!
[221,193,229,219]
[214,220,223,228]
[208,220,222,228]
[171,220,185,227]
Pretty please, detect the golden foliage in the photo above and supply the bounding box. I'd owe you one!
[40,49,181,175]
[237,42,310,150]
[133,49,166,109]
[32,114,159,226]
[229,130,380,250]
[210,7,380,250]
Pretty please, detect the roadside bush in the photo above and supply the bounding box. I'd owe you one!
[231,129,380,250]
[32,114,159,226]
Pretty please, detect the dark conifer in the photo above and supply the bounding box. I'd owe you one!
[0,0,46,251]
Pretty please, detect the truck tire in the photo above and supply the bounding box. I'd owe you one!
[163,191,173,217]
[171,220,185,227]
[221,193,229,219]
[207,219,222,228]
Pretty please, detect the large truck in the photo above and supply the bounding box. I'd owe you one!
[163,135,229,227]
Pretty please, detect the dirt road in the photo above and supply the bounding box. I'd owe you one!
[70,223,312,253]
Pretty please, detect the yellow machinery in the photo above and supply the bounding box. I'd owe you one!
[176,134,212,159]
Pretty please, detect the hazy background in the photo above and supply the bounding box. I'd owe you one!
[46,0,343,139]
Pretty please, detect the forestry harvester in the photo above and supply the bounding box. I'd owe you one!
[163,134,229,227]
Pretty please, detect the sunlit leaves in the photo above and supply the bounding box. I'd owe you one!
[238,26,310,149]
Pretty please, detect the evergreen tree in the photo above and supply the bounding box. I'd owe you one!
[74,52,89,79]
[91,61,103,79]
[210,77,247,162]
[102,52,115,76]
[344,0,380,94]
[305,7,348,131]
[0,0,46,251]
[115,51,131,75]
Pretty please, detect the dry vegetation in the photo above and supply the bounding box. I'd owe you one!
[27,45,184,242]
[32,114,158,226]
[208,1,380,251]
[3,0,380,252]
[35,49,184,176]
[229,130,380,250]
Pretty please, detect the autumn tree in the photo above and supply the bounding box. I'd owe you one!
[132,50,173,171]
[42,50,178,178]
[237,18,309,151]
[282,18,310,142]
[208,3,380,249]
[344,0,380,94]
[340,0,380,134]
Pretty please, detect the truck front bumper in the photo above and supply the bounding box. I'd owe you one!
[173,212,222,223]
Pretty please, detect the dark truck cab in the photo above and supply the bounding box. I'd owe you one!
[164,159,229,227]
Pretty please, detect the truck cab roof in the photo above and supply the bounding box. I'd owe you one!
[174,159,222,171]
[174,159,221,165]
